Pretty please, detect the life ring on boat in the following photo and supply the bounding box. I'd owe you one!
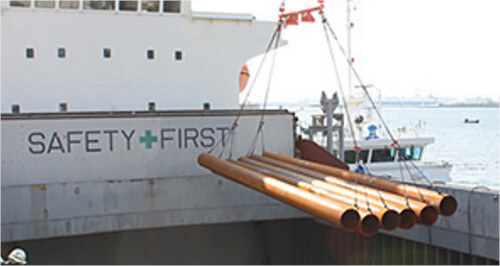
[239,64,250,93]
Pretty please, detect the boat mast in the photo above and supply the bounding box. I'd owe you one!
[346,0,352,97]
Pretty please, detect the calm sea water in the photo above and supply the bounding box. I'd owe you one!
[291,106,500,190]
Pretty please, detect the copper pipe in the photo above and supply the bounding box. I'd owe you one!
[237,158,398,232]
[198,153,360,232]
[243,157,404,230]
[233,159,382,235]
[262,152,457,216]
[249,155,436,228]
[356,209,380,237]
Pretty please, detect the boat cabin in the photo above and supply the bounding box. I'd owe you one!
[343,145,423,164]
[342,137,433,165]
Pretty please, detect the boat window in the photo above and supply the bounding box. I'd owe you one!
[175,50,182,61]
[26,48,35,59]
[147,49,155,60]
[59,0,79,9]
[371,148,396,163]
[35,1,55,8]
[142,0,159,12]
[57,48,66,58]
[396,146,422,161]
[412,147,422,160]
[163,0,180,13]
[119,1,137,11]
[344,150,369,164]
[103,48,111,58]
[10,1,31,7]
[83,0,115,10]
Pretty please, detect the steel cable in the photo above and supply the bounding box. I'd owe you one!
[208,25,281,157]
[323,20,440,196]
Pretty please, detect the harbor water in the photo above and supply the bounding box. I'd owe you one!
[292,106,500,190]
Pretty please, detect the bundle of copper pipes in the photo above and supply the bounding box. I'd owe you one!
[198,152,457,237]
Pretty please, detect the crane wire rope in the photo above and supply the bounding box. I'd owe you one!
[321,13,398,212]
[399,150,428,202]
[321,15,364,210]
[247,26,283,156]
[207,25,281,158]
[323,19,438,198]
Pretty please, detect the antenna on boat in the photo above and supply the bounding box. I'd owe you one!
[347,0,353,97]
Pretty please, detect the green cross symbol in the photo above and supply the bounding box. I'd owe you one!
[139,130,158,149]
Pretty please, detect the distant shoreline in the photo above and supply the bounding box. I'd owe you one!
[381,104,499,108]
[285,104,499,109]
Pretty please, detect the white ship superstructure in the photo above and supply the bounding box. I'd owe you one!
[1,1,274,112]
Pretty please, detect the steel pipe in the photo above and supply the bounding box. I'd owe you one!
[197,153,360,232]
[249,155,436,228]
[237,158,399,232]
[238,158,402,231]
[233,159,381,236]
[262,152,457,216]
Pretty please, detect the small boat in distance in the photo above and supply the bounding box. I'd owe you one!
[464,118,480,124]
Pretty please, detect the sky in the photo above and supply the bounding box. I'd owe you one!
[192,0,500,104]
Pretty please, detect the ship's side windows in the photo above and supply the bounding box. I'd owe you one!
[57,47,66,59]
[103,48,111,58]
[119,0,137,11]
[370,148,396,163]
[60,0,79,9]
[83,0,115,10]
[35,0,55,8]
[344,151,355,164]
[163,0,180,13]
[147,49,155,60]
[344,150,369,164]
[413,147,423,160]
[10,1,31,7]
[175,50,182,61]
[26,48,35,59]
[141,0,159,12]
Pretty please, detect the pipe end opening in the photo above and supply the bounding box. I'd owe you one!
[420,206,439,226]
[360,214,379,237]
[381,210,400,231]
[341,209,360,232]
[399,209,417,230]
[440,195,458,216]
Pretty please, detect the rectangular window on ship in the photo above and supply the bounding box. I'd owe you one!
[142,0,159,12]
[84,0,115,10]
[60,0,79,9]
[119,1,137,11]
[163,1,180,13]
[10,1,31,7]
[35,0,55,8]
